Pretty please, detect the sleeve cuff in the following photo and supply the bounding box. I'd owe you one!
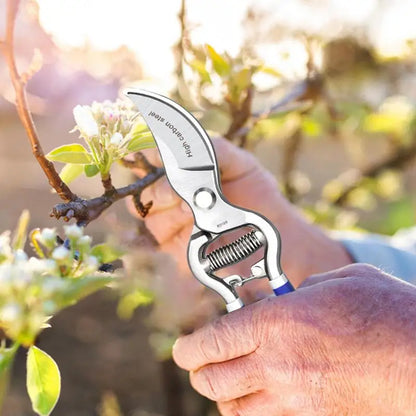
[338,235,416,285]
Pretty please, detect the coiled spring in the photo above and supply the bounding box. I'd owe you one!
[206,230,263,271]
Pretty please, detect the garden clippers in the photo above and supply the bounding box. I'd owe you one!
[126,89,294,312]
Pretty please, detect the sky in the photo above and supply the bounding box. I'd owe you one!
[36,0,416,83]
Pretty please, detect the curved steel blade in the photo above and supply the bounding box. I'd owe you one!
[125,89,216,172]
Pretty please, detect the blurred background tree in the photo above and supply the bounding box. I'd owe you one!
[0,0,415,415]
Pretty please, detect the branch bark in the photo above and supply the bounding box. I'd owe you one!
[224,86,253,147]
[51,167,164,225]
[0,0,77,202]
[1,0,165,224]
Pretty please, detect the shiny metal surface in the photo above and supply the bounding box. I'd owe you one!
[126,88,292,311]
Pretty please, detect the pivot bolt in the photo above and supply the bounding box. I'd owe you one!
[194,188,216,209]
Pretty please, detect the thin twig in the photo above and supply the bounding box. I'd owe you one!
[281,128,303,203]
[224,86,254,147]
[120,152,158,174]
[101,173,115,195]
[231,75,324,144]
[0,0,77,202]
[332,141,416,206]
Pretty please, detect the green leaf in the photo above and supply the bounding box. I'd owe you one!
[46,144,92,164]
[130,122,149,136]
[84,164,99,177]
[189,59,211,84]
[58,275,113,307]
[59,163,84,184]
[91,244,123,264]
[0,342,19,374]
[127,132,156,153]
[257,65,282,78]
[26,346,61,416]
[12,210,30,250]
[117,289,154,320]
[233,68,252,90]
[206,44,230,77]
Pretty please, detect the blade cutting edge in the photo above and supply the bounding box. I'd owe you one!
[126,89,215,171]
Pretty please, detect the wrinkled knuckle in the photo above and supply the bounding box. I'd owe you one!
[344,263,381,277]
[196,368,224,401]
[206,322,224,359]
[218,400,246,416]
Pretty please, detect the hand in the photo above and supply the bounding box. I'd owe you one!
[172,264,416,416]
[129,137,352,287]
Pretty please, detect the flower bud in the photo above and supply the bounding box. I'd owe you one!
[78,235,92,246]
[0,231,12,259]
[40,228,56,243]
[52,245,71,261]
[73,105,99,137]
[64,224,83,239]
[110,132,123,145]
[28,257,56,275]
[14,249,28,263]
[83,255,99,274]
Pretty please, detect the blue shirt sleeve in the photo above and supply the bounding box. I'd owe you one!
[336,229,416,285]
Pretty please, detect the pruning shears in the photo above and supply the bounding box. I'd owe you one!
[126,89,294,312]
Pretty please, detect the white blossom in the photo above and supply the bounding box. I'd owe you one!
[73,105,99,137]
[110,132,123,145]
[78,235,92,246]
[52,245,70,261]
[14,249,28,263]
[27,257,56,275]
[64,224,83,239]
[0,264,13,287]
[40,228,56,243]
[0,231,12,259]
[0,303,22,323]
[83,255,99,274]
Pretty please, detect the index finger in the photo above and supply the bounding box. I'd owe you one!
[134,137,259,181]
[212,137,259,182]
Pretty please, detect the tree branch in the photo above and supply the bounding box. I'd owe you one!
[1,1,166,225]
[0,0,77,202]
[51,167,165,225]
[224,86,254,147]
[120,152,158,173]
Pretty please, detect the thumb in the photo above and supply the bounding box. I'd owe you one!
[172,302,262,371]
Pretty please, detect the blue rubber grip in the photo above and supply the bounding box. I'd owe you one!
[273,281,295,296]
